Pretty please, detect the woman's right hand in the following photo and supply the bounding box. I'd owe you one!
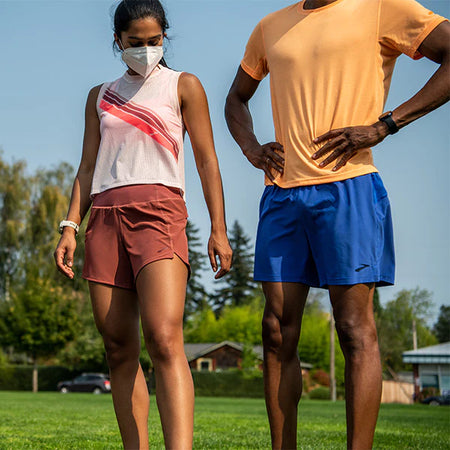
[54,229,77,279]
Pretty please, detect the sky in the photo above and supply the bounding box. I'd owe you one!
[0,0,448,321]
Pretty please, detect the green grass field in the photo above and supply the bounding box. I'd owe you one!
[0,392,448,449]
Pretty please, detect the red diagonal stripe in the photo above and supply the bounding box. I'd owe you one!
[100,99,178,160]
[104,89,180,154]
[106,88,174,140]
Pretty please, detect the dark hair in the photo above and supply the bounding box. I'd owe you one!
[113,0,169,67]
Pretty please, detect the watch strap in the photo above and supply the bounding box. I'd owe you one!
[59,220,79,235]
[378,111,399,135]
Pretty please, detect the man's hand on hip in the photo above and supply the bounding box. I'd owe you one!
[244,142,285,182]
[312,122,389,171]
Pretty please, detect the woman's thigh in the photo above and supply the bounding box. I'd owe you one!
[135,256,188,340]
[89,281,140,345]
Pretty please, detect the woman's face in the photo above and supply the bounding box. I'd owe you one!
[115,17,164,50]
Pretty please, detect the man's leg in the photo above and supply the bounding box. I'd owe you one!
[262,281,309,450]
[329,283,382,450]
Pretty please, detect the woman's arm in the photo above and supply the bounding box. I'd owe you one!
[178,73,232,279]
[54,84,102,279]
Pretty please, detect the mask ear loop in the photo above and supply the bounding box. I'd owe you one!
[118,39,125,52]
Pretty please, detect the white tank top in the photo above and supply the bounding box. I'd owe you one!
[91,66,185,196]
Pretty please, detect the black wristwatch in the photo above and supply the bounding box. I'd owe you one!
[378,111,399,135]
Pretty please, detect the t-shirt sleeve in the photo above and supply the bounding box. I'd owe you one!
[240,22,269,80]
[379,0,448,60]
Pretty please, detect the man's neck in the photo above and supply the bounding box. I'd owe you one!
[303,0,338,10]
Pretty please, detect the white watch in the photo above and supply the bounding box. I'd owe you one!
[59,220,80,235]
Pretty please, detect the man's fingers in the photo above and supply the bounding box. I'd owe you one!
[269,142,284,152]
[264,167,276,182]
[267,158,284,174]
[313,128,343,144]
[333,150,357,171]
[319,143,348,167]
[268,150,285,166]
[312,136,344,160]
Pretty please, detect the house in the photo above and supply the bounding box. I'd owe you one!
[184,341,312,374]
[402,341,450,398]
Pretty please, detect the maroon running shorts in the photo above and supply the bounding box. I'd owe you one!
[82,184,189,290]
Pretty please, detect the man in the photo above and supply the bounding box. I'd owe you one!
[225,0,449,448]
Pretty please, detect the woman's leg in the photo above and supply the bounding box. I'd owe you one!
[89,282,150,450]
[136,256,194,450]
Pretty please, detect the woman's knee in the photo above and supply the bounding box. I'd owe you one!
[144,326,184,364]
[102,335,140,370]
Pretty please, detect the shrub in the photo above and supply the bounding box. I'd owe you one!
[309,386,330,400]
[311,369,330,387]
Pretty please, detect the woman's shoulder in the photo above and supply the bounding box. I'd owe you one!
[178,72,203,91]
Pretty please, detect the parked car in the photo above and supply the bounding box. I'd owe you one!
[421,393,450,406]
[57,373,111,394]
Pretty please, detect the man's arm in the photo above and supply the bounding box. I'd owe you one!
[312,21,450,171]
[225,67,284,182]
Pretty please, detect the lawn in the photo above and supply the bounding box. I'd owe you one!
[0,392,448,449]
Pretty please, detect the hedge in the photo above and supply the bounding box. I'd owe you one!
[147,369,264,398]
[1,365,266,397]
[0,366,79,391]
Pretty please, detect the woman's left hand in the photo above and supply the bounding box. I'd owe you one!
[208,230,233,279]
[312,122,389,171]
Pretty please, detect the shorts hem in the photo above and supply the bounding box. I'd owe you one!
[82,275,135,291]
[319,274,394,288]
[254,273,394,288]
[134,252,191,282]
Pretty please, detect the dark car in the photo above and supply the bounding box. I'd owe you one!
[57,373,111,394]
[421,393,450,406]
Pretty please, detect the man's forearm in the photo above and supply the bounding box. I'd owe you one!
[392,58,450,129]
[225,93,260,154]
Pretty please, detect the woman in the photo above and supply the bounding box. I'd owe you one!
[54,1,232,448]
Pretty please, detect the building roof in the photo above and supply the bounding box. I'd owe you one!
[184,341,312,369]
[402,342,450,364]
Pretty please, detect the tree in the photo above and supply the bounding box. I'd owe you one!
[376,288,437,372]
[433,305,450,343]
[184,296,263,346]
[212,220,255,314]
[0,154,31,299]
[0,277,78,392]
[184,220,208,319]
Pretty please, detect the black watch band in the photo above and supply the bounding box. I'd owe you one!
[378,111,399,135]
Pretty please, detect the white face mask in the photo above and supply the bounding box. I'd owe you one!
[121,44,164,77]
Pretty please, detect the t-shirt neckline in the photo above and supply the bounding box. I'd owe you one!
[298,0,345,14]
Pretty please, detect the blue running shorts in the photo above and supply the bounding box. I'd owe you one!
[254,173,395,287]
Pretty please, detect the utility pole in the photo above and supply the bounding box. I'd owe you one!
[330,305,336,401]
[412,319,417,350]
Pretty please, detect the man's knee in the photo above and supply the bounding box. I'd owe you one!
[262,311,299,359]
[335,317,379,357]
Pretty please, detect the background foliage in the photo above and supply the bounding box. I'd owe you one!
[0,154,445,393]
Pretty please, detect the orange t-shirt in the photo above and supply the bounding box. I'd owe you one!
[241,0,447,187]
